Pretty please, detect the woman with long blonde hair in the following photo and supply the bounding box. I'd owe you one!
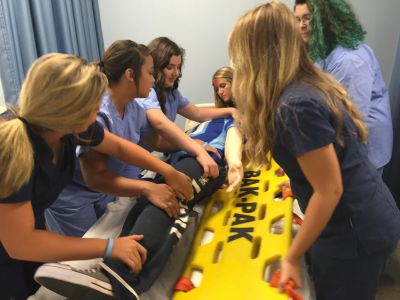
[228,2,400,299]
[0,53,192,299]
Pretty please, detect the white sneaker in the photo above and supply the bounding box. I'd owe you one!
[34,262,115,299]
[99,261,140,299]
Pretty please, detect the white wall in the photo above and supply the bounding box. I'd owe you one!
[349,0,400,85]
[98,0,400,127]
[98,0,294,127]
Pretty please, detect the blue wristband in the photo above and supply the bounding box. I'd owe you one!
[104,238,114,259]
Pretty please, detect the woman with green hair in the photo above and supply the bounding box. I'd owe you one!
[294,0,393,175]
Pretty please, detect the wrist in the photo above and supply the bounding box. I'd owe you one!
[193,143,208,156]
[159,163,176,179]
[140,181,155,198]
[228,107,236,116]
[284,251,301,264]
[227,158,242,166]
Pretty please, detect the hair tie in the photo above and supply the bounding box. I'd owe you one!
[98,60,105,68]
[104,238,114,259]
[17,116,29,126]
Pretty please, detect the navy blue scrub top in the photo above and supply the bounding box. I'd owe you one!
[0,120,104,263]
[273,81,400,257]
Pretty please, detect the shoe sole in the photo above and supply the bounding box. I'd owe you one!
[35,263,115,299]
[100,261,140,299]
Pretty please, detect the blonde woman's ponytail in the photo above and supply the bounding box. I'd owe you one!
[0,118,34,198]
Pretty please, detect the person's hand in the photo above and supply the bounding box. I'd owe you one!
[228,107,239,119]
[165,170,193,201]
[196,151,220,179]
[111,235,147,274]
[193,139,221,160]
[191,139,219,178]
[278,257,302,292]
[203,144,221,160]
[226,162,243,192]
[278,179,291,193]
[143,182,180,217]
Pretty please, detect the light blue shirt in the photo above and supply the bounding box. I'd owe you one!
[136,87,190,135]
[316,43,393,169]
[94,93,148,179]
[46,93,149,236]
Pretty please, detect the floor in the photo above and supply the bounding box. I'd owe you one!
[376,242,400,299]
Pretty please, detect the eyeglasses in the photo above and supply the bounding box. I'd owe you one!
[295,14,312,24]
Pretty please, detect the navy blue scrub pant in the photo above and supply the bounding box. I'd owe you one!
[309,240,394,300]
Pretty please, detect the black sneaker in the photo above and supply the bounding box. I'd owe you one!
[34,262,115,299]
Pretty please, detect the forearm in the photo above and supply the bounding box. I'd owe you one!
[141,134,179,153]
[156,120,208,157]
[285,144,342,262]
[94,131,176,179]
[85,171,154,198]
[147,109,209,155]
[225,127,243,167]
[286,191,340,261]
[6,230,107,262]
[118,144,175,178]
[190,107,235,122]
